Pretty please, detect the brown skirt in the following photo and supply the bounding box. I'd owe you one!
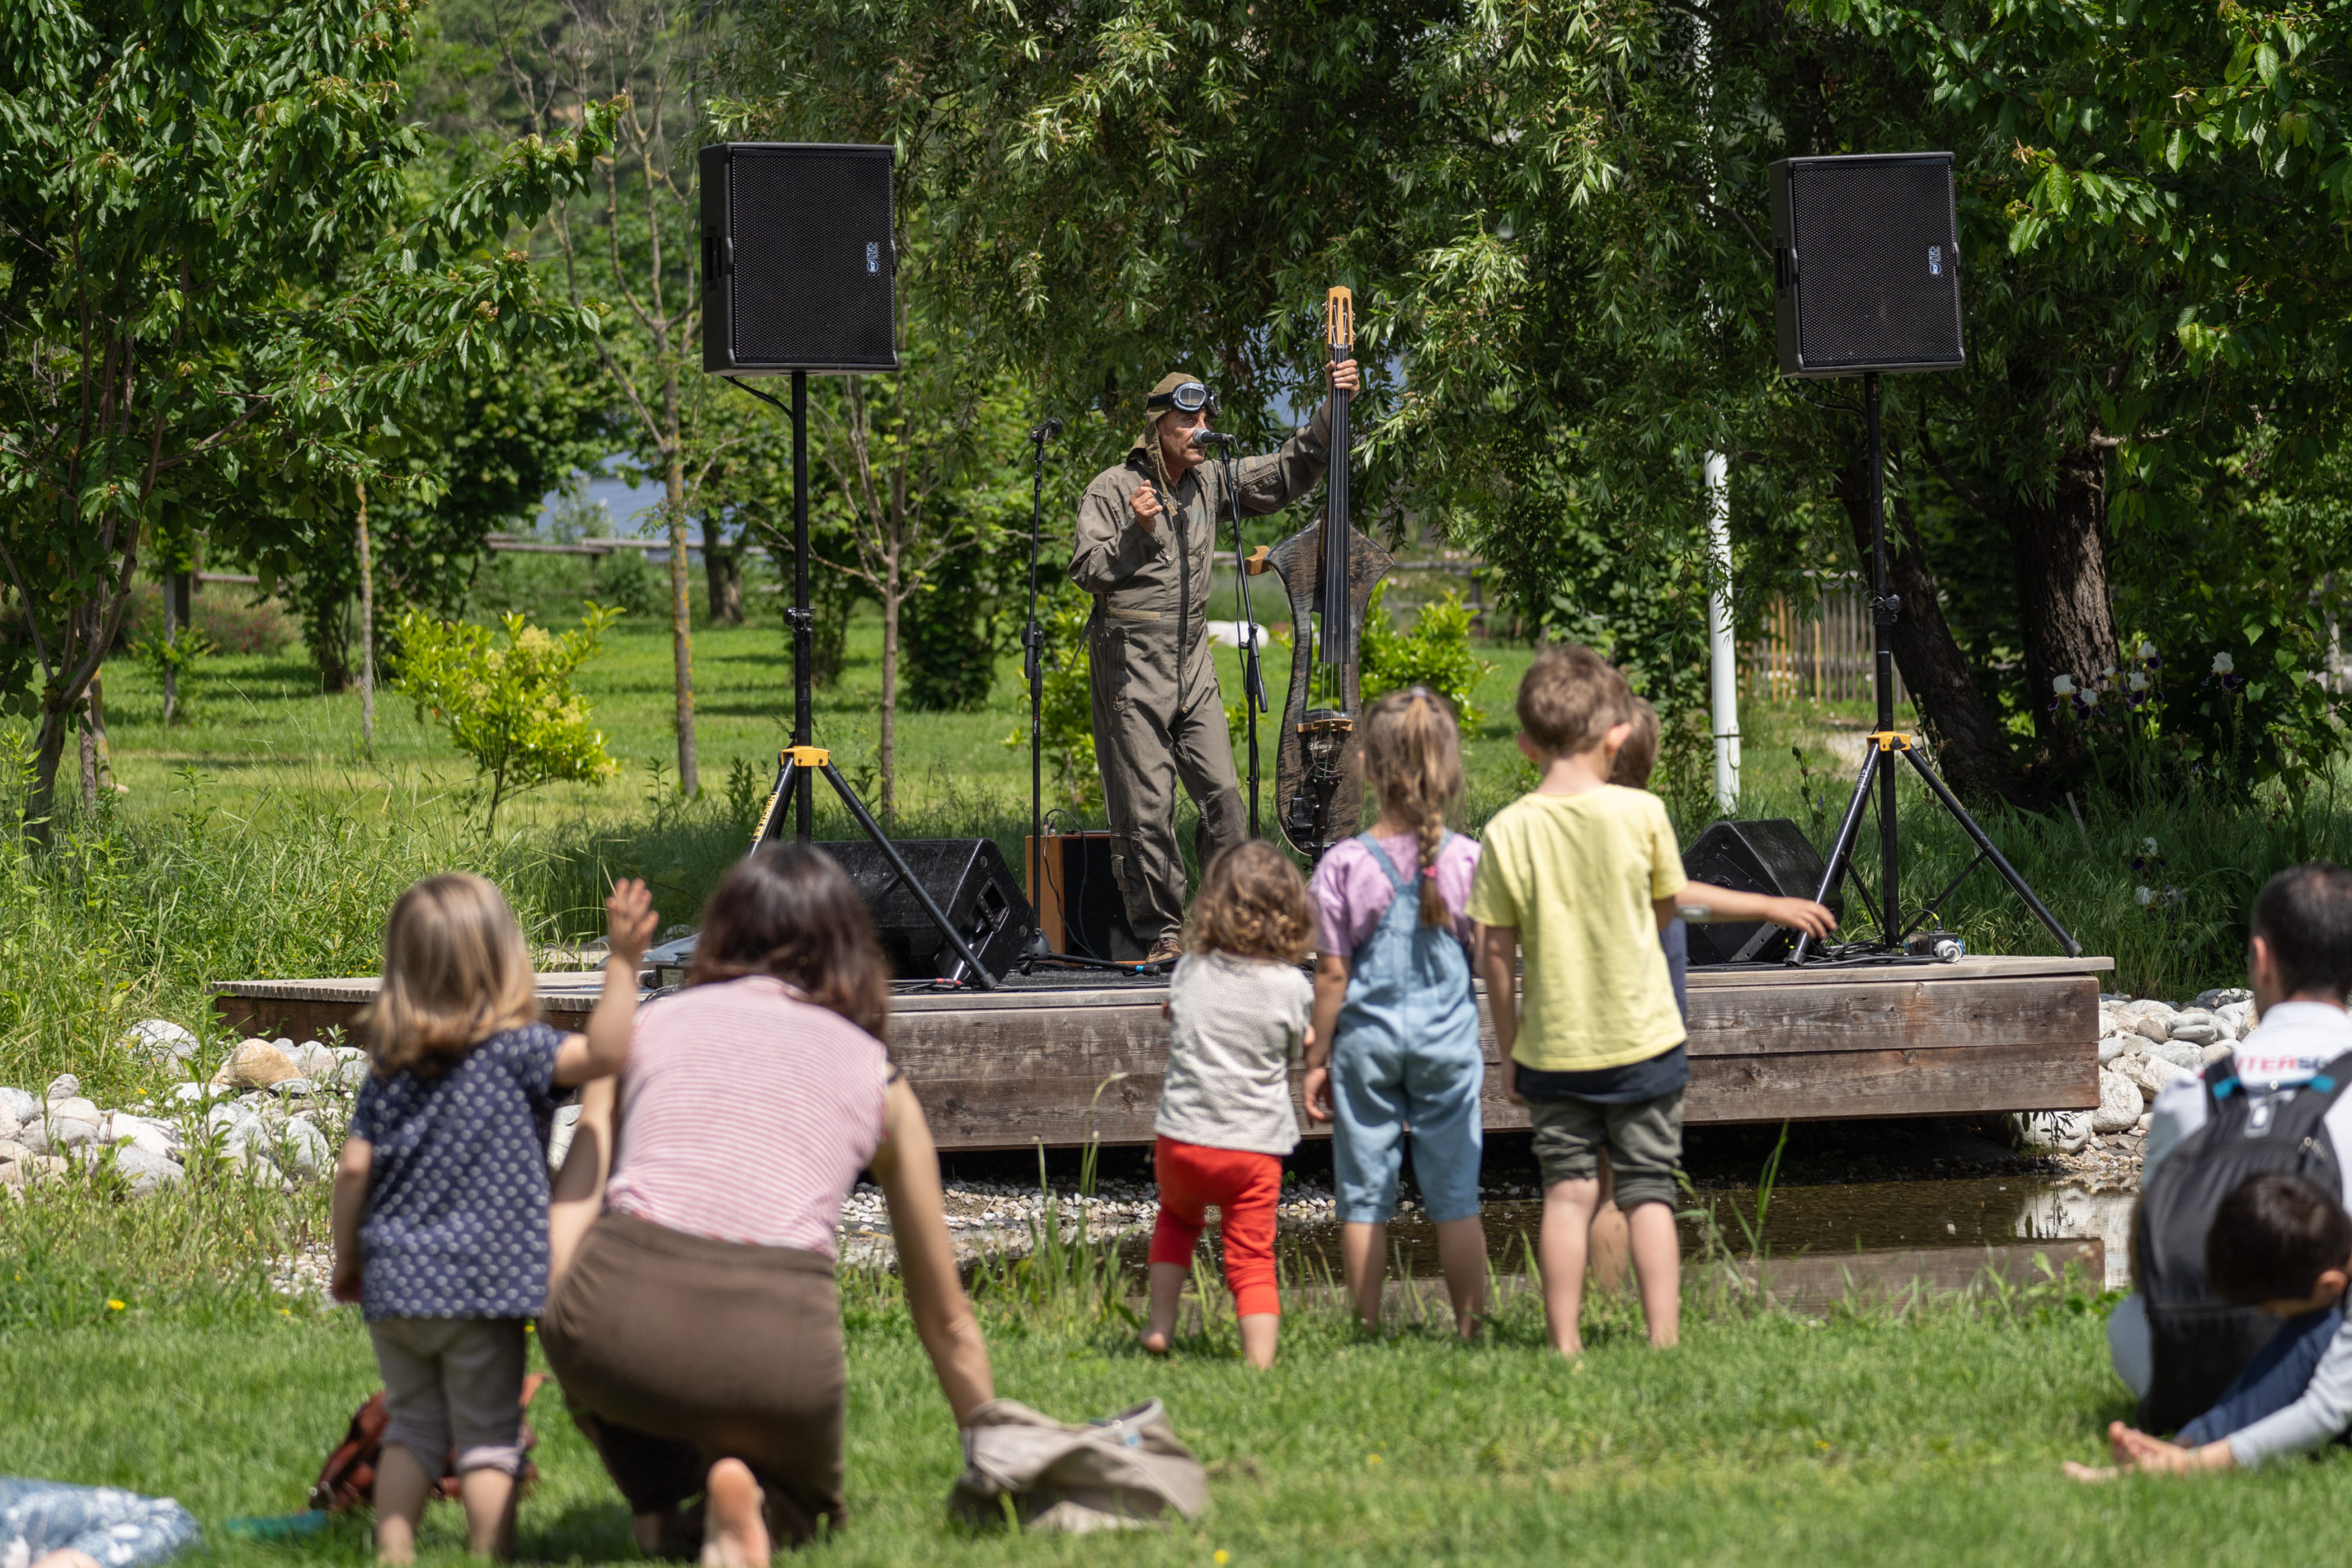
[541,1210,847,1547]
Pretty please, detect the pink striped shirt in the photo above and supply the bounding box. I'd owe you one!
[604,975,890,1258]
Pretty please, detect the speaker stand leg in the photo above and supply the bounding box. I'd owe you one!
[1900,746,2082,956]
[752,752,1003,991]
[1789,738,1884,965]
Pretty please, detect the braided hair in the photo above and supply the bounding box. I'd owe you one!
[1359,687,1466,927]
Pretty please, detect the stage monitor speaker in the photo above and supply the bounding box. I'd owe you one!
[700,142,898,376]
[1681,818,1842,965]
[1025,831,1147,964]
[1769,153,1964,378]
[818,838,1033,985]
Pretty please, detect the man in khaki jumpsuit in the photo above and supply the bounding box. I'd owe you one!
[1069,361,1360,961]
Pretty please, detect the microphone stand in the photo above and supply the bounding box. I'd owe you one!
[1214,441,1266,837]
[1020,419,1058,967]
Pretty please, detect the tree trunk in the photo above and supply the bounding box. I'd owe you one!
[704,521,743,626]
[2008,442,2118,783]
[1835,458,2026,806]
[357,481,376,752]
[664,429,699,796]
[78,699,99,813]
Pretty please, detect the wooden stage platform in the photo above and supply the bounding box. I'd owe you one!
[213,954,2109,1152]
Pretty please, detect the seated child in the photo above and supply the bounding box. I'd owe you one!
[1142,840,1317,1369]
[2075,1173,2352,1476]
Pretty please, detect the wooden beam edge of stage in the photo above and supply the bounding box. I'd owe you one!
[213,954,2114,1152]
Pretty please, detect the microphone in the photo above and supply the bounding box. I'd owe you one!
[1192,430,1237,449]
[1029,417,1064,442]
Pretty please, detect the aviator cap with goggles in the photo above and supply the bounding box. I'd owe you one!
[1145,373,1216,416]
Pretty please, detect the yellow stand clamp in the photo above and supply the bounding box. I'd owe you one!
[782,745,831,767]
[1869,731,1914,752]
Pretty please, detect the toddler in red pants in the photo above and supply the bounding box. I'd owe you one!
[1142,840,1316,1368]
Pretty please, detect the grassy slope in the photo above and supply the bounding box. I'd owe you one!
[5,1285,2348,1568]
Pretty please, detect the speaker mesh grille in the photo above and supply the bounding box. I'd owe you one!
[730,150,895,368]
[1791,158,1962,371]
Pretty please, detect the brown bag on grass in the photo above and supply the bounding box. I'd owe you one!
[310,1374,548,1512]
[947,1398,1209,1534]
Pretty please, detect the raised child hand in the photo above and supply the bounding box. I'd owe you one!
[605,878,659,967]
[1762,896,1836,938]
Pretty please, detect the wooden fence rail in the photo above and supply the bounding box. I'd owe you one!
[1744,587,1909,706]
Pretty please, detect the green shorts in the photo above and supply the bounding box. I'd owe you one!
[1525,1090,1685,1211]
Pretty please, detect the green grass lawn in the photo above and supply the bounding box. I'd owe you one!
[4,1276,2347,1568]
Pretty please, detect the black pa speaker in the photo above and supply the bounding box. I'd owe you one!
[1681,818,1842,965]
[818,837,1034,985]
[1027,831,1148,964]
[1769,153,1964,377]
[700,143,898,376]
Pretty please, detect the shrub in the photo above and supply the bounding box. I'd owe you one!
[392,605,624,829]
[1359,583,1494,728]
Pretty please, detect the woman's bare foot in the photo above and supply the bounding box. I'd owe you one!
[2062,1460,2121,1483]
[701,1459,768,1568]
[1139,1328,1171,1355]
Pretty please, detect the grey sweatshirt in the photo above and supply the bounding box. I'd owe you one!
[1154,951,1313,1156]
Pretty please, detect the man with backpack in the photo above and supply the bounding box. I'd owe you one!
[2105,862,2352,1457]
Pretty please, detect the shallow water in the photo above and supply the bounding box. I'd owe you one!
[1178,1177,2138,1290]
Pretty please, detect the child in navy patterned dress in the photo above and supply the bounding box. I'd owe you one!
[329,873,656,1563]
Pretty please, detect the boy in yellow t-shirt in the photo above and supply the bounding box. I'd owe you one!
[1470,645,1832,1356]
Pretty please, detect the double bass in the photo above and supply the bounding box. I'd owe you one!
[1259,286,1392,862]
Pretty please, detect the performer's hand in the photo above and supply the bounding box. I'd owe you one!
[1326,358,1361,395]
[1128,482,1162,534]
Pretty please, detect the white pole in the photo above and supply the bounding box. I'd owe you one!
[1705,451,1740,810]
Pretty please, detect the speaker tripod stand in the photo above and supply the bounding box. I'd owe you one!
[725,372,1002,990]
[1790,372,2081,964]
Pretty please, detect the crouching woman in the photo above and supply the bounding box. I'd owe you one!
[540,844,993,1562]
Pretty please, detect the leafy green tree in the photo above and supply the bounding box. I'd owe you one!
[393,604,623,828]
[0,0,614,829]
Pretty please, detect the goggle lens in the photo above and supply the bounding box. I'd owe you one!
[1150,381,1214,415]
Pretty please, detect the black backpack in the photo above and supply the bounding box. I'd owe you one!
[2133,1056,2352,1432]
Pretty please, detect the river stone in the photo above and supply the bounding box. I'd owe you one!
[0,1138,29,1166]
[79,1143,185,1198]
[329,1056,370,1091]
[214,1040,301,1091]
[108,1113,180,1160]
[0,1087,33,1125]
[279,1115,330,1179]
[2015,1109,2094,1154]
[2129,1012,2175,1043]
[2203,1042,2235,1065]
[2098,1035,2130,1065]
[2194,986,2255,1011]
[2095,1070,2146,1133]
[2169,1013,2223,1046]
[2143,1037,2204,1072]
[44,1073,80,1103]
[122,1018,201,1069]
[2217,1000,2256,1040]
[0,1105,17,1142]
[2118,1053,2188,1098]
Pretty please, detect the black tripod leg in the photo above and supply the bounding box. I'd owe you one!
[1899,748,2083,958]
[750,759,800,855]
[817,762,1000,989]
[1791,742,1882,964]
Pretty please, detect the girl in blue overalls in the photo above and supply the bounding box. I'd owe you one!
[1302,688,1486,1336]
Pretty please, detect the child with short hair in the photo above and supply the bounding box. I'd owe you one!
[1301,687,1489,1337]
[2074,1173,2352,1478]
[1143,840,1317,1369]
[330,873,656,1561]
[1472,648,1830,1354]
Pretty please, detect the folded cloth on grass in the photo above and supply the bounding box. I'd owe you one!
[948,1399,1208,1534]
[0,1479,199,1568]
